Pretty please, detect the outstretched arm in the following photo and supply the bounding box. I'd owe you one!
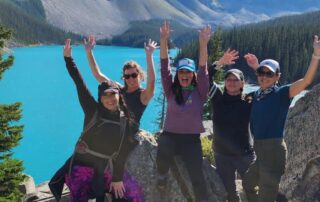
[160,21,170,60]
[198,25,211,67]
[197,25,212,101]
[84,35,109,83]
[208,49,239,99]
[140,39,157,105]
[209,48,239,84]
[289,35,320,98]
[244,53,260,71]
[64,39,96,115]
[160,21,173,97]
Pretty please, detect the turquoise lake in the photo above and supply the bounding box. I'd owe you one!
[0,45,176,184]
[0,45,306,184]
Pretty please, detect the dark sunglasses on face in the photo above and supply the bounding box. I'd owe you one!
[123,73,138,79]
[256,68,275,78]
[101,92,117,96]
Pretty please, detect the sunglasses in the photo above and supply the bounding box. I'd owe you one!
[101,91,118,96]
[256,68,275,78]
[123,73,138,79]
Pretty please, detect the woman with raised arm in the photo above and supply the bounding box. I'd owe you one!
[84,35,156,123]
[208,49,256,202]
[49,39,144,202]
[242,35,320,202]
[156,21,211,202]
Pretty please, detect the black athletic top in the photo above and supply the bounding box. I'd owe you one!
[209,66,254,156]
[122,88,146,124]
[64,56,138,181]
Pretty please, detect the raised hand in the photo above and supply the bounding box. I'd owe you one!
[313,35,320,56]
[63,38,72,57]
[110,181,126,199]
[144,39,158,55]
[244,53,259,70]
[218,48,239,66]
[160,21,171,41]
[199,24,212,46]
[84,35,96,52]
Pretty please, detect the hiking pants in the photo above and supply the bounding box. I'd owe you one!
[215,152,256,202]
[156,131,208,201]
[243,138,287,202]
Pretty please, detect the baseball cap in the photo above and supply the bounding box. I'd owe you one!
[259,59,280,73]
[224,69,244,81]
[177,58,196,72]
[98,81,119,97]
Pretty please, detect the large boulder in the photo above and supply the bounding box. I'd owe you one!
[29,130,226,201]
[291,156,320,202]
[20,175,39,202]
[280,84,320,200]
[126,130,226,202]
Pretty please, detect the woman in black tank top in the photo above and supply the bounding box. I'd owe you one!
[84,35,156,124]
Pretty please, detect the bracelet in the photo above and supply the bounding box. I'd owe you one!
[312,54,320,60]
[213,61,224,70]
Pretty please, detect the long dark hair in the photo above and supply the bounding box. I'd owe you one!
[171,73,197,105]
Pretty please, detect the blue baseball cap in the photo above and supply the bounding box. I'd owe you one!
[177,58,196,72]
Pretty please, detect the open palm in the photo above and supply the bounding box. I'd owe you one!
[63,39,72,57]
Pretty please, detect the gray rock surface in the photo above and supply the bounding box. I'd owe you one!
[291,156,320,202]
[280,84,320,200]
[125,130,226,202]
[27,130,226,201]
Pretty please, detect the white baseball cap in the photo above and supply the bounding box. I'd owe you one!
[259,59,280,73]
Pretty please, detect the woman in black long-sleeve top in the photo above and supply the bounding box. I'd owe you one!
[208,49,256,202]
[49,39,142,202]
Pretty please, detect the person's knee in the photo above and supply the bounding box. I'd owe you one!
[227,191,240,202]
[157,147,174,161]
[242,175,256,191]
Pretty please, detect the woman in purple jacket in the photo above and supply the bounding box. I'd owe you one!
[156,21,211,202]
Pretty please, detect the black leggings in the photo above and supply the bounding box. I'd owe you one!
[156,131,208,201]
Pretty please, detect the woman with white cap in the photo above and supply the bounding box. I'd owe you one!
[208,49,256,202]
[242,35,320,202]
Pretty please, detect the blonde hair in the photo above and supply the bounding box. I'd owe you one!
[122,61,145,81]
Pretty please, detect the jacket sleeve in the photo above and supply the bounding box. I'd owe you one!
[160,58,173,98]
[208,64,222,100]
[208,63,218,87]
[196,64,210,102]
[112,121,139,182]
[64,57,96,115]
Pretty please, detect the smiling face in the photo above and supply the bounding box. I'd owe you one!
[100,92,120,111]
[177,69,194,88]
[224,74,244,96]
[123,67,141,91]
[256,67,280,90]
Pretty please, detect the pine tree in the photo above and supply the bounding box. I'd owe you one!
[0,25,25,201]
[203,28,224,120]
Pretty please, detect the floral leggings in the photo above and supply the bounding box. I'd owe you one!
[65,165,144,202]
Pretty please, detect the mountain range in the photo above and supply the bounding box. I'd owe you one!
[2,0,320,45]
[39,0,320,39]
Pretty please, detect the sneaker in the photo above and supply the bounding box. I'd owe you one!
[156,174,168,189]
